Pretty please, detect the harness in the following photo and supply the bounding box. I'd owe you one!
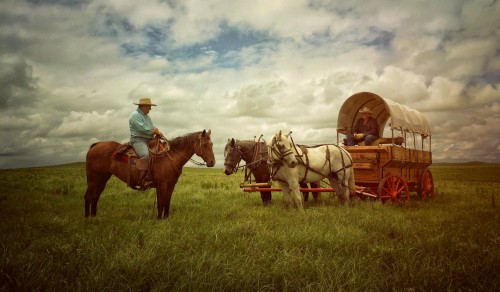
[225,136,268,183]
[268,133,353,188]
[267,135,296,182]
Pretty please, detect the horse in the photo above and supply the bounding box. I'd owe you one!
[84,129,215,219]
[267,131,355,209]
[223,137,320,206]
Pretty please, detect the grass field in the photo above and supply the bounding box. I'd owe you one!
[0,163,499,291]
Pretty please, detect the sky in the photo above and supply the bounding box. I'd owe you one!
[0,0,499,169]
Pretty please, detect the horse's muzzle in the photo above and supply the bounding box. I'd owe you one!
[206,160,215,167]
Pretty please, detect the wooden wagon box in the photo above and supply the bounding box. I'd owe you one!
[343,145,432,191]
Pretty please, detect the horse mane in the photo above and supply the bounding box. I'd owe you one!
[235,140,268,161]
[169,131,204,150]
[235,140,257,151]
[89,142,99,149]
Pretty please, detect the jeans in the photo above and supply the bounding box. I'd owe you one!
[347,134,378,146]
[131,137,149,159]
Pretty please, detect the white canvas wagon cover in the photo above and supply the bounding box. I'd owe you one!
[337,92,431,137]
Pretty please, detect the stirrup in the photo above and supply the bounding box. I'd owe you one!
[142,180,153,188]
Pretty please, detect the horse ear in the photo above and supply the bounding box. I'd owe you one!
[231,138,235,146]
[207,129,211,136]
[278,130,282,139]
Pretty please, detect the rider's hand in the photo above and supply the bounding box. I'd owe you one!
[153,128,163,136]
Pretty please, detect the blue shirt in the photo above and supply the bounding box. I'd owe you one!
[129,108,155,139]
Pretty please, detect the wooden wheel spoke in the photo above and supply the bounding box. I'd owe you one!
[378,174,409,203]
[418,168,435,200]
[396,184,406,193]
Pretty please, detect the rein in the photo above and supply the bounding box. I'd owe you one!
[225,136,267,176]
[157,135,209,177]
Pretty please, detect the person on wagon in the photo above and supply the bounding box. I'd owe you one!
[347,106,379,146]
[129,98,163,188]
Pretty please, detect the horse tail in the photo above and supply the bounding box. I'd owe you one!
[348,166,355,193]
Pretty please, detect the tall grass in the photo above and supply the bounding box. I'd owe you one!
[0,163,499,291]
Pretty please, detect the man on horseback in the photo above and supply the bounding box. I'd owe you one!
[129,98,163,188]
[347,106,379,146]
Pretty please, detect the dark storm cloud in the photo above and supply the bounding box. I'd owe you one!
[0,54,38,109]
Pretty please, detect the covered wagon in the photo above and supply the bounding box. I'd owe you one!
[337,92,434,202]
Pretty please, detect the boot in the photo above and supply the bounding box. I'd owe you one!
[136,158,153,189]
[138,170,154,189]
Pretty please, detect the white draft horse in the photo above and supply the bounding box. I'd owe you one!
[267,131,355,209]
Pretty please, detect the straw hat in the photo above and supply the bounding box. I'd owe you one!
[359,106,372,114]
[134,98,157,106]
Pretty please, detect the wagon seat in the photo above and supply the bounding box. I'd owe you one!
[336,92,431,147]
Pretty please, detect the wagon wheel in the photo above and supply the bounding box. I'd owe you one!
[418,167,434,200]
[377,174,410,203]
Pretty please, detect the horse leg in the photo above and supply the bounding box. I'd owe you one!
[289,180,303,209]
[156,183,174,219]
[253,170,272,205]
[310,181,322,202]
[330,175,349,206]
[278,181,293,209]
[162,185,175,219]
[92,174,111,216]
[330,179,344,206]
[156,183,167,219]
[260,190,272,206]
[340,172,353,205]
[84,186,94,217]
[85,173,111,217]
[300,183,309,202]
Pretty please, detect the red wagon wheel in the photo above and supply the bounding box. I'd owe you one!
[418,167,434,200]
[377,174,410,203]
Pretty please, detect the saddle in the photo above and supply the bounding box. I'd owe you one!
[113,138,169,162]
[112,137,170,190]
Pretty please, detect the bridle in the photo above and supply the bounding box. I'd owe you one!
[224,137,267,175]
[191,135,212,166]
[166,135,212,167]
[267,133,297,181]
[224,142,242,174]
[267,134,295,165]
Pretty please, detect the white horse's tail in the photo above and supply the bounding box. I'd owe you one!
[348,166,355,194]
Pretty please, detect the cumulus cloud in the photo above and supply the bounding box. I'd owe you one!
[0,0,499,168]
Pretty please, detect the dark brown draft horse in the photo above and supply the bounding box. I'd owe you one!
[85,130,215,219]
[223,138,320,206]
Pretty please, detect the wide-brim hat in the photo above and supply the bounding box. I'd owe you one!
[359,106,372,114]
[134,98,157,106]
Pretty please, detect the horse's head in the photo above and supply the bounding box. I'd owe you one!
[267,130,298,168]
[223,138,241,175]
[195,129,216,167]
